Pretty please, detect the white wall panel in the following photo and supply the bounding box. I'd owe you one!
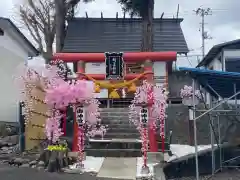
[153,62,166,76]
[85,63,106,74]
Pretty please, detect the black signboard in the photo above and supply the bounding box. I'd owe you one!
[105,52,124,80]
[140,108,148,128]
[76,106,85,127]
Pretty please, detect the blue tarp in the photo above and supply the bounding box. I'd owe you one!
[179,67,240,98]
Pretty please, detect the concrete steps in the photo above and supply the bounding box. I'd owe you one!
[86,138,170,157]
[104,132,139,139]
[86,148,141,157]
[107,127,139,134]
[86,107,170,157]
[100,108,140,140]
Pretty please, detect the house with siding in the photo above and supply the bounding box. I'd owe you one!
[0,17,38,122]
[197,39,240,72]
[196,39,240,104]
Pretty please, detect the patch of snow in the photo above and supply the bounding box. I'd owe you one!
[168,144,215,162]
[69,156,104,173]
[136,157,156,179]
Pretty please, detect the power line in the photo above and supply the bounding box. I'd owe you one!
[157,8,233,18]
[168,8,234,18]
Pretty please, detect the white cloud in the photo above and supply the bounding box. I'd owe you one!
[1,0,240,67]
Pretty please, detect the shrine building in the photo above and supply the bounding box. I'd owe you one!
[52,16,189,153]
[53,17,189,107]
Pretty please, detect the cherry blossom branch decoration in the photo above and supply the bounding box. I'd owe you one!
[14,62,106,153]
[129,80,168,165]
[14,63,62,125]
[44,70,107,166]
[129,80,168,130]
[180,85,202,99]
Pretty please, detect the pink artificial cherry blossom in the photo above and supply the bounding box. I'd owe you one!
[129,80,168,130]
[14,63,106,146]
[180,85,201,99]
[129,80,168,155]
[45,110,63,143]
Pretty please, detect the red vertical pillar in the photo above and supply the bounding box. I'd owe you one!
[144,60,158,152]
[78,60,86,80]
[73,60,85,151]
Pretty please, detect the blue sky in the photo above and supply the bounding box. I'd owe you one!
[1,0,240,67]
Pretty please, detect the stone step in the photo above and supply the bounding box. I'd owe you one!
[85,148,141,157]
[100,111,129,114]
[88,138,170,151]
[106,124,136,129]
[107,127,139,134]
[88,138,141,149]
[101,119,132,124]
[100,108,129,113]
[101,116,129,120]
[100,115,129,119]
[101,119,130,124]
[104,132,140,139]
[86,138,170,157]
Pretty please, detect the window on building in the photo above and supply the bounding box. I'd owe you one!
[218,56,222,62]
[0,28,4,36]
[225,57,240,72]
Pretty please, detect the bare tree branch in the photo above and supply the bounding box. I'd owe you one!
[27,0,47,26]
[18,0,57,62]
[19,6,44,52]
[18,0,93,62]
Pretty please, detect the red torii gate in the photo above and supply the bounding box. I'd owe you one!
[52,51,177,153]
[53,51,176,62]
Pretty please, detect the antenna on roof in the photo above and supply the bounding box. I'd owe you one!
[85,12,88,18]
[160,13,164,19]
[123,11,126,19]
[101,12,103,19]
[116,12,118,19]
[176,4,179,19]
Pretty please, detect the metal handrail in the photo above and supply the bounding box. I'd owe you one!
[194,91,240,121]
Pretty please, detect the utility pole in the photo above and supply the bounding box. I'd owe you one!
[194,8,212,58]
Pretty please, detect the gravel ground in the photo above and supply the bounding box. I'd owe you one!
[0,164,125,180]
